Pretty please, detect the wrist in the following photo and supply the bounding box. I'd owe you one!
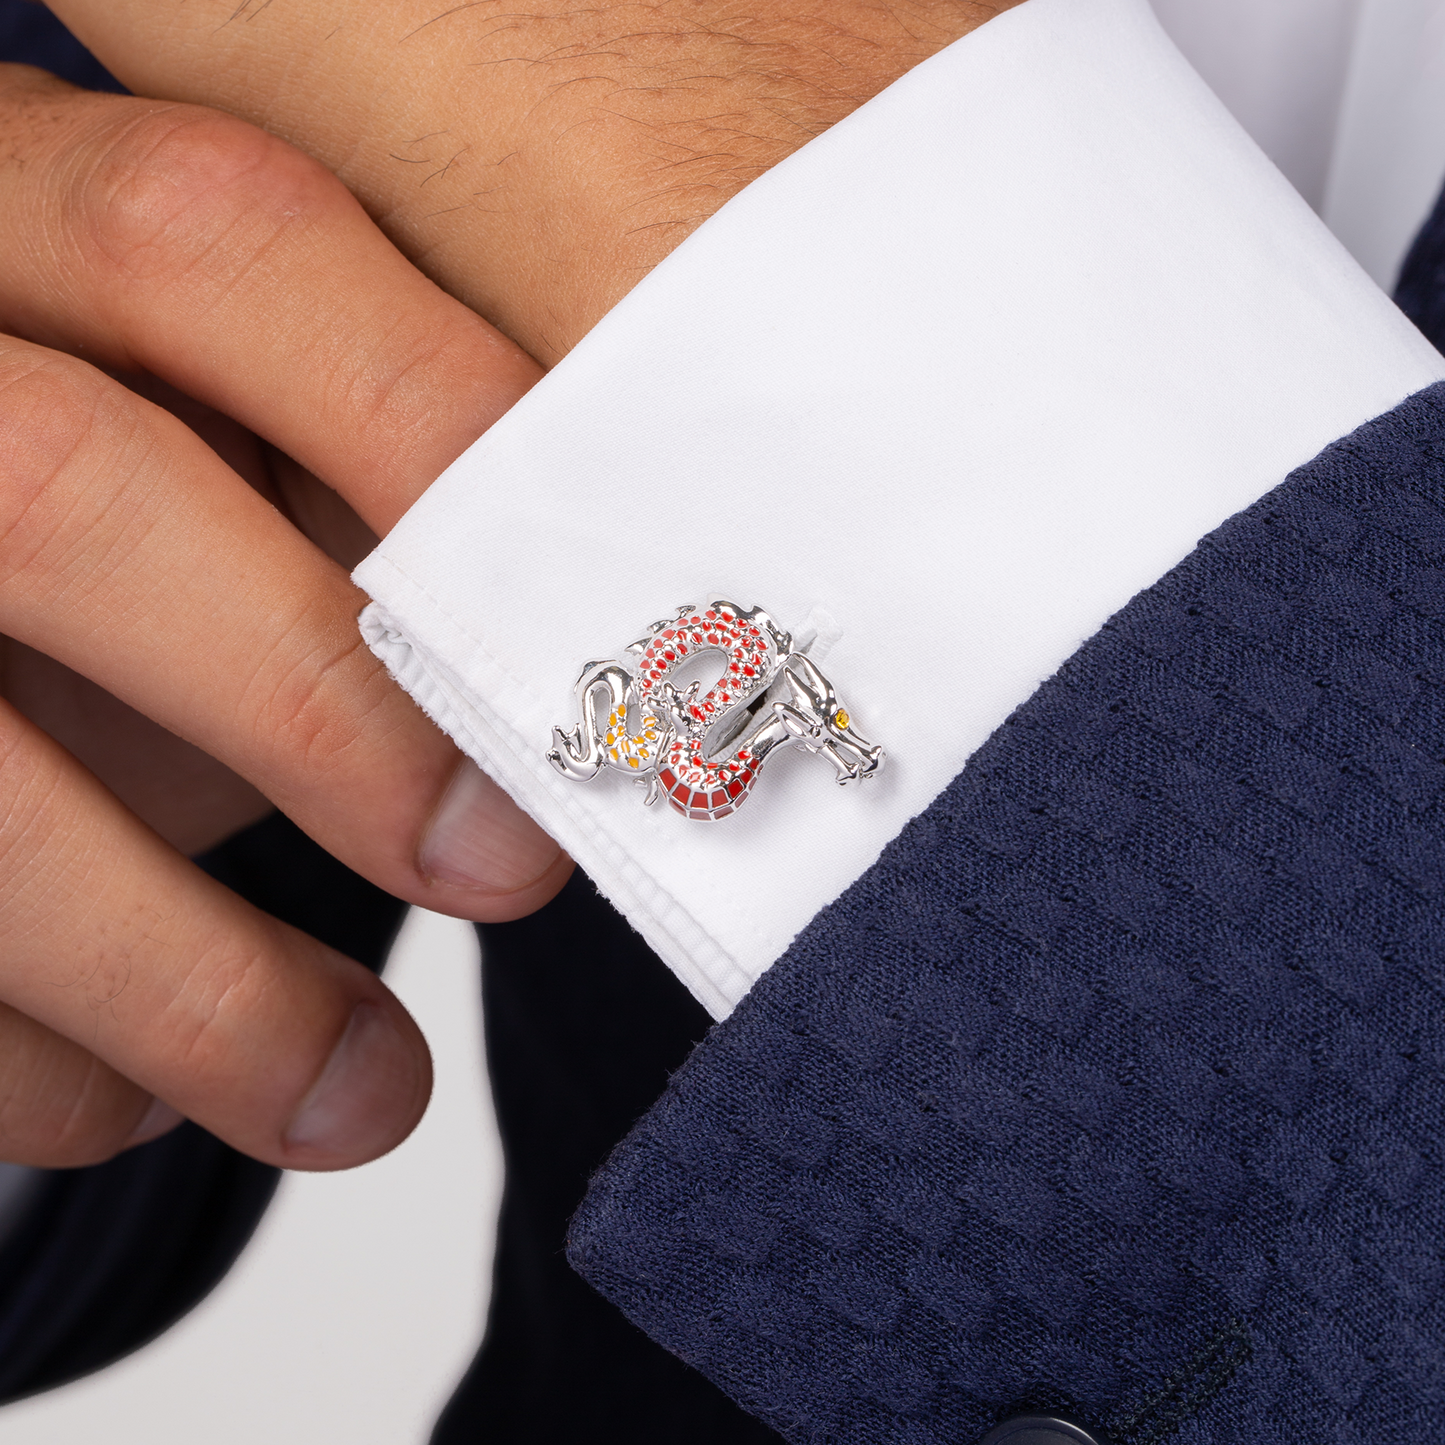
[53,0,1018,361]
[445,1,1017,359]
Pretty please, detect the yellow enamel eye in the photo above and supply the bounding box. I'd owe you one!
[834,709,850,730]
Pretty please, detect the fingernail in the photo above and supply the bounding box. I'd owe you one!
[283,1002,427,1165]
[419,757,561,892]
[126,1097,184,1149]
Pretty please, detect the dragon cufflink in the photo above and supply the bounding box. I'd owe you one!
[547,599,885,822]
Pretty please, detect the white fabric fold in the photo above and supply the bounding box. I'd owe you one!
[356,0,1445,1019]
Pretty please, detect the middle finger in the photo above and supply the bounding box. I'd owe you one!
[0,334,569,919]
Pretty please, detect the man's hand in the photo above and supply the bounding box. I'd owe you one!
[0,0,1015,1171]
[0,65,570,1170]
[45,0,1018,363]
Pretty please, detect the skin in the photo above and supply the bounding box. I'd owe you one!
[46,1,1021,360]
[0,0,1017,1170]
[0,67,565,1169]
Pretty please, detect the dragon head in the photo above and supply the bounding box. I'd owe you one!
[774,653,885,784]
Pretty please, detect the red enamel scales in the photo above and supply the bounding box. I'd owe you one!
[637,613,770,717]
[643,606,775,820]
[546,596,885,820]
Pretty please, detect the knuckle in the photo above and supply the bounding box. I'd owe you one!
[164,927,276,1075]
[335,312,480,437]
[246,611,394,780]
[0,352,105,523]
[0,350,137,580]
[65,102,332,288]
[157,923,334,1132]
[0,349,106,466]
[333,325,464,470]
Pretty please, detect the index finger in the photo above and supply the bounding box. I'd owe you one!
[0,68,542,535]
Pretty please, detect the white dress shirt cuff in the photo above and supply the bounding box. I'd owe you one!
[354,0,1445,1019]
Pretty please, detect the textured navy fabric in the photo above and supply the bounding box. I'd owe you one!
[0,1,123,92]
[434,872,787,1444]
[570,383,1445,1445]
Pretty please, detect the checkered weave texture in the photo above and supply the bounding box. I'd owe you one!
[570,383,1445,1445]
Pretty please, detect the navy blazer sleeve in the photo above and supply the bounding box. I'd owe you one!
[568,244,1445,1443]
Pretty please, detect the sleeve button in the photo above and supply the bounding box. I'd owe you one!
[978,1414,1109,1445]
